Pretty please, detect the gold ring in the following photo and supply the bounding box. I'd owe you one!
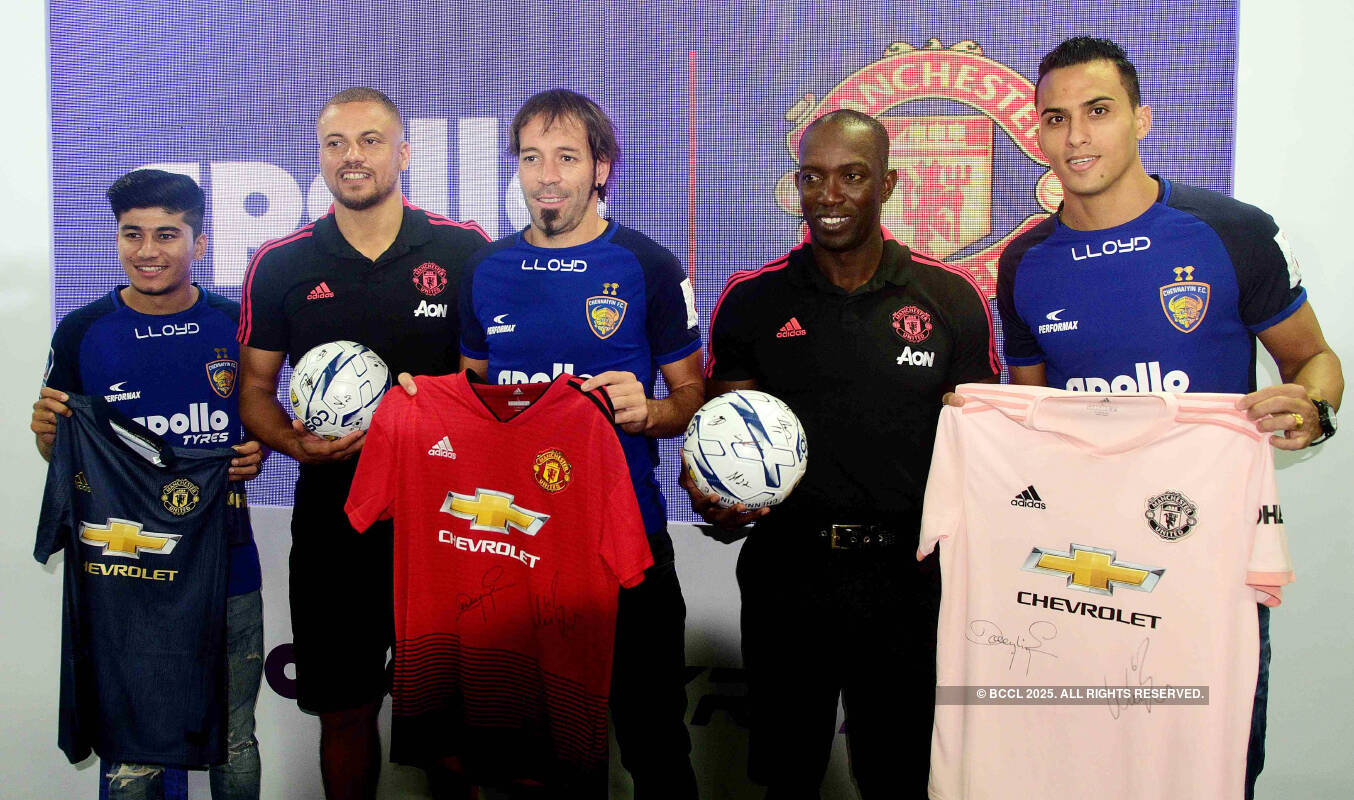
[1293,412,1305,430]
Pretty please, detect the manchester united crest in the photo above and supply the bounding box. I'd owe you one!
[412,262,448,297]
[161,477,201,517]
[206,358,238,399]
[585,296,628,340]
[775,39,1064,297]
[892,305,933,343]
[1145,491,1197,541]
[533,449,573,493]
[1159,265,1210,333]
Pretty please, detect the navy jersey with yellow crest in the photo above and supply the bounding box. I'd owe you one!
[44,285,260,595]
[998,177,1306,394]
[460,221,701,535]
[36,395,236,767]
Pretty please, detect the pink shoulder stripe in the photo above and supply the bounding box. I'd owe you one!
[238,225,314,345]
[910,252,1001,376]
[704,253,796,378]
[405,198,492,243]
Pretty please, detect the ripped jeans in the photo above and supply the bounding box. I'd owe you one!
[104,590,264,800]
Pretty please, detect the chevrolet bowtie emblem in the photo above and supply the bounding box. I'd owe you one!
[80,518,181,559]
[1022,543,1163,596]
[441,489,548,535]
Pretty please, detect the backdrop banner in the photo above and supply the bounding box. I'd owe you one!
[48,4,1237,796]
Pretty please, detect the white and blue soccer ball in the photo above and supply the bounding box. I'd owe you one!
[288,340,391,439]
[682,390,808,509]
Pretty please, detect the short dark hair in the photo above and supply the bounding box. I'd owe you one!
[802,109,891,173]
[320,87,404,128]
[509,89,620,201]
[1037,37,1142,107]
[106,169,206,236]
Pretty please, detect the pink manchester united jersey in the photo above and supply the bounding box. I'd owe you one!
[920,384,1293,800]
[346,372,652,786]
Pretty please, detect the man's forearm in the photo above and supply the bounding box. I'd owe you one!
[240,385,303,460]
[645,383,705,438]
[1291,350,1344,410]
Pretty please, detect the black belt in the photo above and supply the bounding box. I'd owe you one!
[814,523,903,550]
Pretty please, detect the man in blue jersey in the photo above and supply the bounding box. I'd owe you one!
[402,89,704,796]
[996,38,1344,798]
[31,169,265,800]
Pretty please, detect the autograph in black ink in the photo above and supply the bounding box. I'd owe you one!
[531,571,581,639]
[1105,637,1168,719]
[966,619,1059,675]
[456,566,516,622]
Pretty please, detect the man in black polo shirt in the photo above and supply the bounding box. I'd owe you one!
[237,88,488,800]
[685,109,998,798]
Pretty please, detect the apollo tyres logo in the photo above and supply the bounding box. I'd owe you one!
[775,38,1062,297]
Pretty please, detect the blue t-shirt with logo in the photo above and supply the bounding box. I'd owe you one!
[460,222,702,537]
[45,285,261,595]
[998,178,1306,394]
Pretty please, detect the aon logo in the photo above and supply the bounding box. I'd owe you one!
[415,301,448,318]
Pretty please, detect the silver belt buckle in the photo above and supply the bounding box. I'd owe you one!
[829,524,861,549]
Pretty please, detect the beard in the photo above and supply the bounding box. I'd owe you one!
[333,173,398,211]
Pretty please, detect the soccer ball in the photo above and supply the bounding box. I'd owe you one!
[682,390,808,509]
[288,340,391,439]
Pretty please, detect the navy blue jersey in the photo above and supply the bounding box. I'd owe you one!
[36,395,236,767]
[998,178,1306,394]
[460,222,702,534]
[45,286,260,595]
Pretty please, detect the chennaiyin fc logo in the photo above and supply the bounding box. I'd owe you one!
[1160,265,1210,333]
[585,296,628,340]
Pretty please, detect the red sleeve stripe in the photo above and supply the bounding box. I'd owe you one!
[237,225,314,346]
[406,197,492,242]
[703,252,794,378]
[910,251,1001,376]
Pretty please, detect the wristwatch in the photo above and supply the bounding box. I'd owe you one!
[1310,399,1338,445]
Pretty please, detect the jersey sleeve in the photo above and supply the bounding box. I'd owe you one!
[35,427,74,563]
[596,431,652,588]
[642,248,702,366]
[1236,219,1306,333]
[996,238,1043,367]
[345,393,403,532]
[919,406,965,560]
[944,273,1001,385]
[237,244,289,351]
[44,309,99,394]
[705,279,756,382]
[459,261,489,361]
[1245,441,1294,607]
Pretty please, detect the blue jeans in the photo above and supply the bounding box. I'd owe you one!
[1245,603,1271,800]
[104,590,264,800]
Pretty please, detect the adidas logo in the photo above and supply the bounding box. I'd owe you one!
[776,317,807,338]
[427,436,457,459]
[306,282,335,300]
[1011,485,1046,509]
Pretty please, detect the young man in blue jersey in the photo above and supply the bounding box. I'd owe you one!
[31,169,266,799]
[995,37,1344,798]
[401,89,704,796]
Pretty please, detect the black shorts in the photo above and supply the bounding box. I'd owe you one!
[288,466,394,714]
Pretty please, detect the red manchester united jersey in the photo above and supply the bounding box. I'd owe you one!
[346,372,652,786]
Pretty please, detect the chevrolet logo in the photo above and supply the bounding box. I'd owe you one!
[1022,543,1163,596]
[440,489,548,535]
[80,518,181,559]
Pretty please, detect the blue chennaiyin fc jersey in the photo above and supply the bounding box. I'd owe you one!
[998,178,1306,394]
[36,395,237,766]
[461,222,702,536]
[44,286,260,595]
